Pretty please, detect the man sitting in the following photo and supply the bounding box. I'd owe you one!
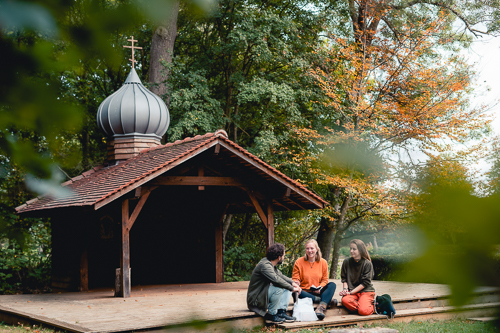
[246,243,301,324]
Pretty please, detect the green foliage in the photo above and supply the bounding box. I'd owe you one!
[170,0,334,148]
[224,244,263,282]
[0,222,51,294]
[372,254,415,282]
[339,246,350,257]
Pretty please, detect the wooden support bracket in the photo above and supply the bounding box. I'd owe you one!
[198,165,205,191]
[247,191,268,228]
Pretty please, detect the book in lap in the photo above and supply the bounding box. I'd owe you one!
[310,285,322,291]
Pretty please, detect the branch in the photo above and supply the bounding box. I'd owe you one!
[389,1,487,37]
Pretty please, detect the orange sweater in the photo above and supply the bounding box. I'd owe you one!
[292,257,329,291]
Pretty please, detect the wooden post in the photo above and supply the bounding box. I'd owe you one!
[215,218,223,283]
[118,199,131,298]
[215,205,228,283]
[115,190,152,297]
[266,202,274,248]
[198,165,205,191]
[79,247,88,292]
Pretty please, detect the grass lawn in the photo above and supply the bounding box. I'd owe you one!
[238,319,498,333]
[0,319,497,332]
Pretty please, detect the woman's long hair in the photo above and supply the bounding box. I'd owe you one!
[351,239,371,261]
[303,239,322,262]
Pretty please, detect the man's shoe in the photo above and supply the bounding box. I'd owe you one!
[315,304,326,320]
[277,309,296,323]
[264,313,285,324]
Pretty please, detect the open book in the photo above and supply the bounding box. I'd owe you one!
[310,285,322,292]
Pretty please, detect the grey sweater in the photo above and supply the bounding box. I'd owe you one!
[341,257,375,293]
[246,258,294,316]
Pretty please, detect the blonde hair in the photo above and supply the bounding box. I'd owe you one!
[350,239,371,261]
[303,239,322,262]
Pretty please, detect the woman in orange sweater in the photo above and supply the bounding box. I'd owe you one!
[292,239,337,320]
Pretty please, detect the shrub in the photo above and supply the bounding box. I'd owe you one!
[0,223,51,294]
[224,243,264,282]
[339,247,350,257]
[372,254,415,281]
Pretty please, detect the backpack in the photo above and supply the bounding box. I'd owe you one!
[374,294,396,319]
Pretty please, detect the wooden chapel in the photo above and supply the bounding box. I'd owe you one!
[16,38,327,298]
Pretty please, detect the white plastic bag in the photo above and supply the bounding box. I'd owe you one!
[292,297,318,322]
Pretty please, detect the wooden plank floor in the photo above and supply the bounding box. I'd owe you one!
[0,280,487,333]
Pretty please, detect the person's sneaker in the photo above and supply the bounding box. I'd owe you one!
[315,304,326,320]
[329,298,338,308]
[277,309,296,323]
[264,313,285,324]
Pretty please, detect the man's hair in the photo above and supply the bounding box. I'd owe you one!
[266,243,285,261]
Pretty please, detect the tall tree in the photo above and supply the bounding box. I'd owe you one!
[304,7,492,276]
[148,0,180,104]
[167,0,335,148]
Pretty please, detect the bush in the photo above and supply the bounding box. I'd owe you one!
[224,243,264,282]
[372,254,415,281]
[339,247,350,257]
[0,223,51,294]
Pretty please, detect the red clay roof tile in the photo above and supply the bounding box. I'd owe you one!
[16,132,326,214]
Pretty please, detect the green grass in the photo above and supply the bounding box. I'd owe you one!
[1,319,498,333]
[0,322,64,333]
[236,319,498,333]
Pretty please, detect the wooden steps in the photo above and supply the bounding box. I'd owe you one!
[278,291,500,330]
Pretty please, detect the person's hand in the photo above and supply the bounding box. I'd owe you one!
[339,289,350,297]
[293,285,301,293]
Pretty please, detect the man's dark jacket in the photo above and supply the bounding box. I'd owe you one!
[246,257,294,316]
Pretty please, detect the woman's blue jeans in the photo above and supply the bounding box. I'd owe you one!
[299,282,336,304]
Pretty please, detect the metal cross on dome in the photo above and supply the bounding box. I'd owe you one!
[123,36,143,69]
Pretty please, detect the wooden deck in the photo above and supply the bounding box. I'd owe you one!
[0,280,497,333]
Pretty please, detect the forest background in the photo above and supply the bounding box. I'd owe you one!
[2,0,500,308]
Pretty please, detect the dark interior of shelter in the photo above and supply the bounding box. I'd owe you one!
[50,151,261,291]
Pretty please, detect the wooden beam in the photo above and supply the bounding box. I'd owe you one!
[214,143,220,154]
[215,204,228,283]
[79,247,88,292]
[266,202,274,248]
[285,187,291,197]
[248,191,267,227]
[217,141,326,208]
[94,140,220,210]
[272,198,290,211]
[118,199,131,298]
[126,190,151,230]
[198,165,205,191]
[285,197,306,210]
[151,176,244,187]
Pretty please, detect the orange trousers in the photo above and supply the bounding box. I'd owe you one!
[342,291,375,316]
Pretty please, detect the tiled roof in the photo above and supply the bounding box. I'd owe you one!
[16,131,327,214]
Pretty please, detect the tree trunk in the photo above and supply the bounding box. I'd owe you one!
[241,213,252,244]
[148,0,180,104]
[317,216,335,264]
[329,230,343,278]
[222,213,233,250]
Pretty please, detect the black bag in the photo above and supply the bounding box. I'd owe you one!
[374,294,396,319]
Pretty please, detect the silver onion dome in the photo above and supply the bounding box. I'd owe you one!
[96,68,170,141]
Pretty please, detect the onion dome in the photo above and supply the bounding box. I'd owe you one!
[96,68,170,141]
